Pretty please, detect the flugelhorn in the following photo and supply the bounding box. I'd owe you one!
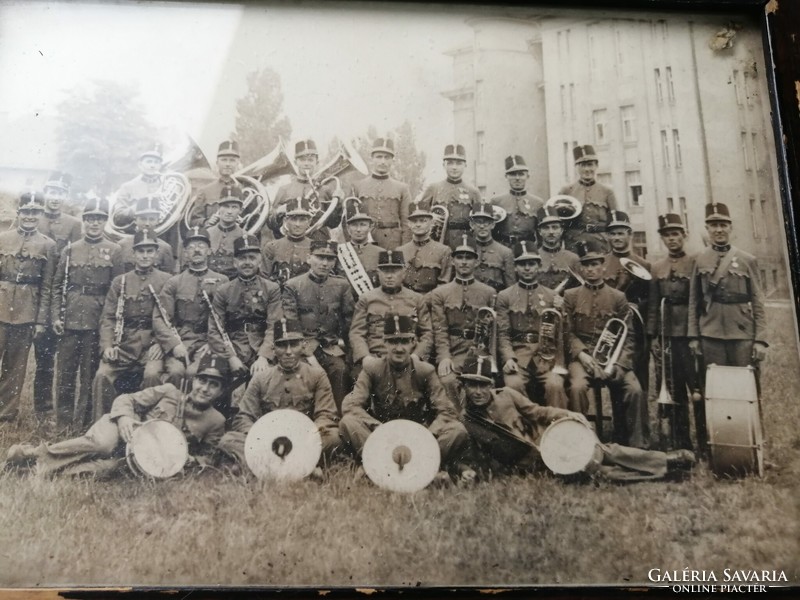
[538,308,568,375]
[592,317,628,376]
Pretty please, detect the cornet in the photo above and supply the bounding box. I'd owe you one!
[592,317,628,376]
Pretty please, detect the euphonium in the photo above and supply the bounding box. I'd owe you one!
[538,308,568,376]
[592,317,628,376]
[474,301,498,373]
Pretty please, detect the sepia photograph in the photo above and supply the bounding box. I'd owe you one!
[0,0,797,594]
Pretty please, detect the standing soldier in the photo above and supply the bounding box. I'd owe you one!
[187,140,241,229]
[469,201,516,293]
[430,236,496,408]
[92,229,170,421]
[560,144,617,253]
[397,202,453,295]
[153,226,229,390]
[261,197,314,286]
[648,213,700,451]
[563,240,649,449]
[0,192,57,422]
[112,145,164,232]
[536,205,581,292]
[350,137,412,250]
[205,184,245,279]
[117,196,176,274]
[418,143,481,250]
[493,155,545,249]
[51,198,123,430]
[336,198,384,293]
[283,239,355,412]
[496,241,570,408]
[688,202,767,368]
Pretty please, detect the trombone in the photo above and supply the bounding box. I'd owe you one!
[656,297,677,450]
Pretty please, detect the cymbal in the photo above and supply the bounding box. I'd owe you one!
[244,409,322,481]
[362,419,441,493]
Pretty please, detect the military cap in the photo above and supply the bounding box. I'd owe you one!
[132,228,160,249]
[470,201,497,221]
[452,234,478,257]
[408,201,433,220]
[285,197,313,217]
[573,145,598,164]
[310,239,338,258]
[377,250,405,268]
[383,313,416,338]
[233,234,260,256]
[45,171,72,191]
[196,353,230,380]
[218,184,244,205]
[513,240,541,263]
[344,197,373,223]
[657,213,686,233]
[575,239,606,263]
[371,137,395,157]
[443,143,467,161]
[135,195,161,215]
[274,318,305,343]
[459,355,494,384]
[504,155,529,174]
[140,144,163,161]
[82,197,110,218]
[183,226,211,246]
[217,140,240,158]
[607,210,632,230]
[705,202,732,223]
[18,191,45,211]
[536,205,562,227]
[294,139,318,158]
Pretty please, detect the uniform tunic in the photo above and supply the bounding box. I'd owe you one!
[474,239,516,293]
[206,222,244,280]
[39,211,82,254]
[113,173,162,229]
[397,238,453,294]
[538,246,581,292]
[187,176,238,228]
[350,174,412,250]
[419,178,481,250]
[266,176,339,235]
[261,235,311,285]
[559,180,617,253]
[118,236,176,274]
[0,228,57,420]
[334,241,383,293]
[493,190,545,248]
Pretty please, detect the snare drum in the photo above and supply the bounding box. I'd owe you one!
[125,420,189,479]
[539,417,603,476]
[704,364,764,477]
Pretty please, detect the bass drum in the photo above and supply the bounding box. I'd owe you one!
[538,417,603,476]
[125,420,188,479]
[704,364,764,477]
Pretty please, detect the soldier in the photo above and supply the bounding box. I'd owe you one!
[560,144,617,253]
[536,205,581,292]
[187,140,241,229]
[349,250,433,374]
[205,184,245,279]
[563,240,649,449]
[397,201,453,295]
[430,236,496,409]
[688,202,767,368]
[282,240,355,412]
[648,213,700,451]
[469,201,516,293]
[418,143,481,250]
[117,196,176,274]
[261,197,314,286]
[0,192,57,422]
[350,137,412,250]
[217,319,340,473]
[493,155,545,249]
[153,226,229,390]
[496,241,570,409]
[5,353,229,478]
[340,314,473,481]
[336,198,383,293]
[51,198,123,430]
[112,145,164,232]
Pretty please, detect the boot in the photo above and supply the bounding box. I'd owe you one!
[665,449,696,471]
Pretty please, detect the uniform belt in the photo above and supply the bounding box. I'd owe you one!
[177,321,208,334]
[374,221,400,229]
[511,332,539,344]
[447,327,475,340]
[1,273,42,285]
[710,293,751,304]
[585,223,607,233]
[123,317,153,329]
[663,297,689,305]
[67,283,109,296]
[227,317,266,333]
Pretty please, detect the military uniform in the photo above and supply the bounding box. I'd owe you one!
[350,174,412,250]
[398,238,452,295]
[206,222,244,280]
[419,179,481,250]
[113,173,162,230]
[494,191,545,248]
[267,176,338,234]
[474,239,516,293]
[261,235,311,285]
[118,236,176,274]
[187,176,239,229]
[539,246,581,291]
[603,250,651,311]
[335,241,383,291]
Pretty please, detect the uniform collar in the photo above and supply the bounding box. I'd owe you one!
[218,222,237,233]
[44,211,61,220]
[518,280,538,290]
[134,266,154,276]
[579,178,596,187]
[238,274,257,284]
[612,249,631,258]
[413,237,431,247]
[186,398,210,412]
[286,234,306,243]
[541,244,561,254]
[218,175,235,185]
[188,267,209,277]
[510,189,527,197]
[475,237,494,247]
[455,276,475,285]
[371,173,389,181]
[308,272,328,284]
[668,251,686,259]
[446,177,462,185]
[17,227,37,237]
[381,285,401,295]
[712,243,731,253]
[84,235,104,244]
[584,281,605,291]
[142,173,161,184]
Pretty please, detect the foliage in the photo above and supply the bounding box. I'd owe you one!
[233,67,292,167]
[355,121,427,197]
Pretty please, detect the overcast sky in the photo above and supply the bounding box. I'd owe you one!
[0,1,477,182]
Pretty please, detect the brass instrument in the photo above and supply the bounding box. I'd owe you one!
[337,241,374,297]
[553,266,585,294]
[474,298,498,373]
[302,170,341,236]
[592,316,628,376]
[656,298,677,450]
[113,275,126,350]
[538,308,568,376]
[492,205,508,223]
[59,242,71,330]
[430,204,449,244]
[619,257,652,294]
[544,194,583,221]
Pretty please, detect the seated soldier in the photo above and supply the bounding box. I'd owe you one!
[459,356,695,481]
[217,319,340,474]
[340,314,474,483]
[5,354,229,477]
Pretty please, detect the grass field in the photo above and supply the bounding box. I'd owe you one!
[1,307,799,588]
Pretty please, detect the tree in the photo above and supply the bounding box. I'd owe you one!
[354,121,426,197]
[55,80,158,196]
[233,67,292,166]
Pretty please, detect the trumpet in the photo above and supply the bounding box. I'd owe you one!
[592,317,628,376]
[538,308,568,376]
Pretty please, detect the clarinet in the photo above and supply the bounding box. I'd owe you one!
[113,274,126,349]
[59,242,71,330]
[201,289,237,359]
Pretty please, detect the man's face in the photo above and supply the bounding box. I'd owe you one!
[185,240,210,268]
[217,155,239,178]
[190,375,223,407]
[139,156,162,177]
[506,170,529,192]
[134,212,160,231]
[470,216,495,241]
[44,186,68,212]
[17,207,42,231]
[580,258,605,283]
[285,214,311,238]
[385,336,415,369]
[235,250,261,278]
[296,154,318,175]
[515,259,540,283]
[308,253,335,278]
[577,160,598,182]
[274,339,303,371]
[706,220,732,246]
[453,252,477,278]
[377,265,405,289]
[463,379,493,408]
[133,246,157,269]
[218,201,242,225]
[371,151,394,176]
[608,227,632,252]
[660,229,686,253]
[539,222,564,249]
[444,159,466,180]
[347,219,372,244]
[408,215,433,238]
[83,214,107,238]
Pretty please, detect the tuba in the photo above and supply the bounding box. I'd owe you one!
[538,308,568,375]
[592,317,628,376]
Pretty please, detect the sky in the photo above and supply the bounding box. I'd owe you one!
[0,0,478,183]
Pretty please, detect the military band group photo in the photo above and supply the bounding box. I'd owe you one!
[0,134,769,489]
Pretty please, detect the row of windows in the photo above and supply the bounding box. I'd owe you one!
[661,128,683,169]
[654,66,676,104]
[732,68,755,108]
[590,105,637,147]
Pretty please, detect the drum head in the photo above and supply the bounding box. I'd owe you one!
[244,410,322,481]
[362,420,441,493]
[126,420,189,479]
[539,417,601,476]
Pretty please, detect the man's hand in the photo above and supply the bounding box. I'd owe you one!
[688,339,702,357]
[229,356,247,375]
[52,319,64,336]
[437,358,454,377]
[251,356,270,376]
[752,342,768,363]
[103,346,119,363]
[172,343,189,361]
[147,344,164,361]
[117,416,137,444]
[503,359,519,374]
[579,351,604,380]
[34,324,46,340]
[205,212,220,227]
[552,295,565,310]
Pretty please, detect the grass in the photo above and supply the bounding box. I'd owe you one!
[0,307,799,588]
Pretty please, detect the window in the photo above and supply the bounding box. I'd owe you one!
[743,72,753,107]
[667,196,674,212]
[659,20,668,40]
[666,66,675,103]
[672,129,682,168]
[621,105,637,142]
[569,84,575,122]
[760,195,768,238]
[477,131,486,162]
[588,27,598,73]
[661,130,670,168]
[679,197,689,233]
[560,85,567,121]
[772,269,779,290]
[741,131,750,171]
[593,109,608,145]
[752,132,759,171]
[615,27,625,69]
[626,170,643,206]
[733,70,743,106]
[633,231,648,259]
[749,196,758,237]
[760,270,767,289]
[597,173,613,186]
[654,68,664,103]
[563,142,571,181]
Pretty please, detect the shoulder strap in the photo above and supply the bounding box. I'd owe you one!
[709,249,737,287]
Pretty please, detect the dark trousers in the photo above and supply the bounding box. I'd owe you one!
[700,337,754,367]
[654,337,701,450]
[56,330,100,431]
[315,348,350,415]
[0,322,35,421]
[33,327,58,413]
